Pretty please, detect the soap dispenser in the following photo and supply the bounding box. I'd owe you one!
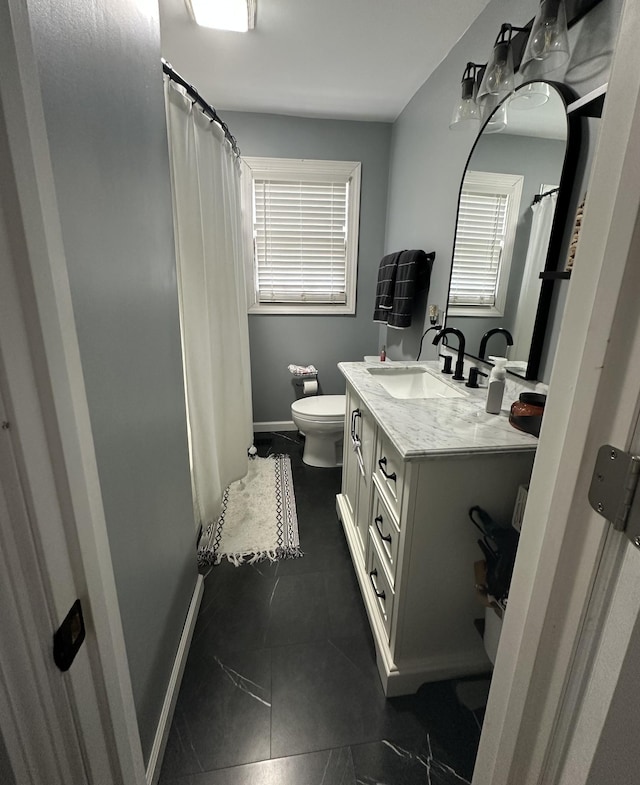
[485,357,508,414]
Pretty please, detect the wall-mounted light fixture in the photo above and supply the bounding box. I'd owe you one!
[450,0,603,131]
[477,24,529,109]
[449,62,484,131]
[520,0,570,77]
[186,0,256,32]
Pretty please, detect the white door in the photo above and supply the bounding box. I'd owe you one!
[474,0,640,781]
[0,385,87,785]
[557,421,640,784]
[0,2,146,781]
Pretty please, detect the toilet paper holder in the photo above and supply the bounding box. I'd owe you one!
[292,371,319,397]
[288,364,319,397]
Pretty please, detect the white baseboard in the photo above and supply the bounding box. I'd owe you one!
[145,574,204,785]
[253,420,297,433]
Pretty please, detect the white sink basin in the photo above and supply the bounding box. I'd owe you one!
[366,365,467,399]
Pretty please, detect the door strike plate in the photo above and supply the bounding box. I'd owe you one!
[589,445,640,540]
[53,598,86,672]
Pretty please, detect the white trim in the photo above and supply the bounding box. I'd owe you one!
[146,576,204,785]
[253,420,298,432]
[242,157,361,315]
[545,530,629,783]
[566,83,608,115]
[248,302,358,316]
[0,3,145,782]
[0,390,86,784]
[474,3,640,781]
[449,170,523,318]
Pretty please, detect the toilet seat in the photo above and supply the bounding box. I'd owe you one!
[291,394,345,423]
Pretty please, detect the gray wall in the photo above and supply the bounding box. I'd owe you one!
[384,0,623,382]
[223,112,392,423]
[27,0,197,763]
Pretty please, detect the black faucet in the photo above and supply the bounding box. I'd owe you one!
[433,328,466,381]
[478,328,514,360]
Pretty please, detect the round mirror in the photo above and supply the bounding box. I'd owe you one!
[445,81,580,380]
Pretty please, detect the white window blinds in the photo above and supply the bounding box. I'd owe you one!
[448,171,523,317]
[242,158,361,315]
[449,190,509,307]
[253,178,349,303]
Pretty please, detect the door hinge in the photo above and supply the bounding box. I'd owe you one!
[589,444,640,547]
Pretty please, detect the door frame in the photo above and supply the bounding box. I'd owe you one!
[3,0,640,783]
[474,0,640,782]
[0,1,146,782]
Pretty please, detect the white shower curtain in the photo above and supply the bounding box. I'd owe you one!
[164,78,253,530]
[511,192,558,363]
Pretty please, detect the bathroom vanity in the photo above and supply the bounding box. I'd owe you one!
[336,361,537,696]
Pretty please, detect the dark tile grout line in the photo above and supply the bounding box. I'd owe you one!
[164,744,357,785]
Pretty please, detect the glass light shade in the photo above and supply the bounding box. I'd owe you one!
[483,102,508,134]
[520,0,570,76]
[509,81,551,109]
[449,77,481,130]
[477,41,515,106]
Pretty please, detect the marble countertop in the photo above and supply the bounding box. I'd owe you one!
[338,360,538,460]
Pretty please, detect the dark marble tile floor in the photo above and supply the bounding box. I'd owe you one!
[160,432,485,785]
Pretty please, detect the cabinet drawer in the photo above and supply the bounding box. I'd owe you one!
[370,487,400,584]
[366,538,395,641]
[375,433,405,519]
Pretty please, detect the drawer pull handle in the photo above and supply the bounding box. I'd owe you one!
[351,408,361,439]
[374,515,392,543]
[369,569,386,600]
[378,457,397,482]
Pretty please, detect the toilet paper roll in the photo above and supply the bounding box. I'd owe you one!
[303,379,318,396]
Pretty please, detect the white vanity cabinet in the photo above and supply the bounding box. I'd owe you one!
[336,372,536,697]
[342,387,376,563]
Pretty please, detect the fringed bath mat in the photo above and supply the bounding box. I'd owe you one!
[198,454,301,567]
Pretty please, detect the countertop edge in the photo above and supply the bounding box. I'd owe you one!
[339,361,539,460]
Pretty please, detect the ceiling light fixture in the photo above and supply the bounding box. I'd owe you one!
[186,0,256,32]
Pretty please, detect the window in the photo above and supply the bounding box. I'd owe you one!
[448,171,523,317]
[242,157,361,314]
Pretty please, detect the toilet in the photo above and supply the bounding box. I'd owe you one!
[291,394,346,468]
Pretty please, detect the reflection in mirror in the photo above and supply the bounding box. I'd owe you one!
[446,81,573,379]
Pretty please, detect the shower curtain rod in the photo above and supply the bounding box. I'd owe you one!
[532,187,560,205]
[162,58,241,158]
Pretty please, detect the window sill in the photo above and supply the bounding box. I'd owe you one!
[248,302,356,316]
[447,306,504,318]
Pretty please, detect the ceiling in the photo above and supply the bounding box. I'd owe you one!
[159,0,493,122]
